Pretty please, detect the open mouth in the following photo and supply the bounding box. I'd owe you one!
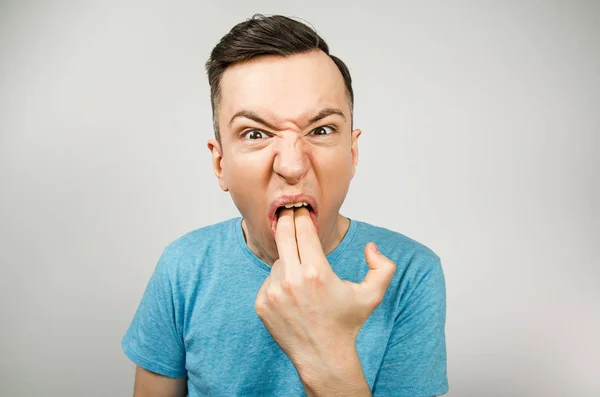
[275,202,314,219]
[269,196,319,236]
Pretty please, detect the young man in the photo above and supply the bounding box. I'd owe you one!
[122,14,448,397]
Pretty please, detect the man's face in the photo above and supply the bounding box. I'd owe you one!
[208,50,360,258]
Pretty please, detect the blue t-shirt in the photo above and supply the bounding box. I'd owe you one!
[122,217,448,396]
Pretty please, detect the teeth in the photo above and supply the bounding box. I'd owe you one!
[283,202,309,209]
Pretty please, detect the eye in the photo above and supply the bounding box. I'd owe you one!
[310,126,335,136]
[242,130,269,140]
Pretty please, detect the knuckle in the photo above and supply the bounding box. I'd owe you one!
[254,301,265,315]
[303,266,319,282]
[361,289,384,309]
[303,265,324,285]
[272,259,283,269]
[369,290,385,307]
[254,297,267,314]
[280,277,297,292]
[266,287,282,303]
[388,261,397,274]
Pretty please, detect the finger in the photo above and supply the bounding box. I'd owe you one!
[268,258,283,281]
[293,207,327,267]
[254,273,272,315]
[275,208,300,265]
[360,243,396,305]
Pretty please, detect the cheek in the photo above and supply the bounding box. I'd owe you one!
[317,146,353,175]
[223,150,273,204]
[313,149,354,194]
[224,150,266,183]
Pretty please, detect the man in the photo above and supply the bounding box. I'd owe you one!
[122,14,448,397]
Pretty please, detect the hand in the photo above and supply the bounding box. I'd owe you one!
[254,207,397,378]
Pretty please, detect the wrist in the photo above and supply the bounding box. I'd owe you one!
[296,347,371,397]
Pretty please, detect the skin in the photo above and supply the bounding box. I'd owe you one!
[257,207,396,396]
[207,50,360,266]
[131,51,399,396]
[133,366,186,397]
[206,50,397,396]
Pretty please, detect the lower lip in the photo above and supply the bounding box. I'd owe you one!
[270,209,318,237]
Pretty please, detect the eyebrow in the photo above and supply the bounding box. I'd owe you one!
[308,107,346,124]
[228,110,277,130]
[228,107,346,130]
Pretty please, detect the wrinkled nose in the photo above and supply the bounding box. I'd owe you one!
[273,136,309,185]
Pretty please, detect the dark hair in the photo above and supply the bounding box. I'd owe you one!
[205,14,354,142]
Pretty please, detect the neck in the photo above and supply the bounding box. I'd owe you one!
[241,214,350,266]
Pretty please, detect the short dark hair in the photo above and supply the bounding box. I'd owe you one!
[205,14,354,142]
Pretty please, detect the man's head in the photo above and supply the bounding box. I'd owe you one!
[206,14,361,263]
[206,14,354,142]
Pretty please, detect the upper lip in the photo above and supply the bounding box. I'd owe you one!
[268,193,318,223]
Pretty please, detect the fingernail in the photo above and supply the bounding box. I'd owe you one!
[372,243,379,253]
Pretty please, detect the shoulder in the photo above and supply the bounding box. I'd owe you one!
[164,218,237,254]
[155,217,239,276]
[353,220,446,316]
[353,220,442,277]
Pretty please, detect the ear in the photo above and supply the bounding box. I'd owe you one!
[207,138,229,192]
[350,128,362,178]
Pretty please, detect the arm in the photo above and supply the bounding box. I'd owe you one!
[122,249,188,393]
[254,209,395,397]
[133,366,187,397]
[301,250,448,397]
[297,348,372,397]
[371,254,448,396]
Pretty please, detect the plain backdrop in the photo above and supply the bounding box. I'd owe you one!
[1,1,598,396]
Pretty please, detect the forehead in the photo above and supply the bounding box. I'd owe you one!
[219,51,349,128]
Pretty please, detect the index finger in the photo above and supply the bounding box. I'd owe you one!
[294,207,327,266]
[275,208,300,265]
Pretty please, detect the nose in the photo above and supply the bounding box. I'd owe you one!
[273,135,309,185]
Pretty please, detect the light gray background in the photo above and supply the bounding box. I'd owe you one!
[1,1,598,396]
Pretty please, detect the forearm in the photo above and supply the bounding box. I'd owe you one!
[296,348,372,397]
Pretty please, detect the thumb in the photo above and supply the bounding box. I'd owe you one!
[360,242,396,305]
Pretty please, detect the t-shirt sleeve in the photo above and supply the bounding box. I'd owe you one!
[372,251,449,396]
[121,248,186,378]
